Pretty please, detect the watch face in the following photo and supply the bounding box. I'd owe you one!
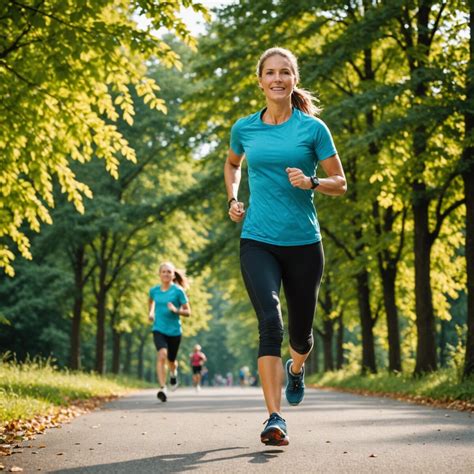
[311,176,319,188]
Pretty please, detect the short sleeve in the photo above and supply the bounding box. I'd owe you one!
[313,119,337,161]
[230,120,244,155]
[177,287,188,306]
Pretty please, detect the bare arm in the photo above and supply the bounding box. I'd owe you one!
[224,149,246,222]
[286,154,347,196]
[317,154,347,196]
[148,298,154,322]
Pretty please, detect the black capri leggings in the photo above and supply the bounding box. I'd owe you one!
[240,238,324,358]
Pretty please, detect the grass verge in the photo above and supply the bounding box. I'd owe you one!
[0,356,153,447]
[307,367,474,411]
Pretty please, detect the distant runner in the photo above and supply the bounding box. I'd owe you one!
[190,344,207,392]
[148,262,191,402]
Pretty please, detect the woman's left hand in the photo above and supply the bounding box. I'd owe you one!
[167,302,178,314]
[286,167,311,189]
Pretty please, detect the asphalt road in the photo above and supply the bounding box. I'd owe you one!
[3,386,474,473]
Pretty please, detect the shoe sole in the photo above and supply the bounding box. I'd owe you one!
[260,427,289,446]
[286,396,303,406]
[157,391,167,402]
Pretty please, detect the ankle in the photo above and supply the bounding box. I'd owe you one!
[290,364,303,376]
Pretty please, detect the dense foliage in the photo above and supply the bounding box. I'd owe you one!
[0,0,472,384]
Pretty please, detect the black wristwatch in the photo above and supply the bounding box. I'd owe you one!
[228,197,237,209]
[310,176,320,189]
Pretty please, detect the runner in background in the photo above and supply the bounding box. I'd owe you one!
[190,344,207,392]
[149,262,191,402]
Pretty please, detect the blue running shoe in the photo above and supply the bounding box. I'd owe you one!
[285,359,305,406]
[260,412,289,446]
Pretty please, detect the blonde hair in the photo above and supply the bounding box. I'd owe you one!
[256,47,321,116]
[159,262,189,289]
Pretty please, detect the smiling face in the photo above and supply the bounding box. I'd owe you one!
[258,54,297,103]
[159,263,175,284]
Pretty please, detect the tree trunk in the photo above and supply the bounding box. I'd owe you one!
[124,332,133,375]
[463,0,474,379]
[464,160,474,377]
[382,265,402,372]
[112,328,121,374]
[95,256,108,374]
[336,313,344,370]
[413,189,437,374]
[357,270,377,373]
[137,330,148,379]
[322,318,334,372]
[70,246,85,370]
[439,319,448,368]
[306,333,319,375]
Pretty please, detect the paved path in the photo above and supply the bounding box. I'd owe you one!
[3,387,474,473]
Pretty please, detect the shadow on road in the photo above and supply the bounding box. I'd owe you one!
[52,446,286,473]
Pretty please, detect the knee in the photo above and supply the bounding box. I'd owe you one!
[258,310,284,357]
[290,331,313,355]
[158,350,168,363]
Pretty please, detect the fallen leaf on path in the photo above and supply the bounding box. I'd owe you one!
[56,453,64,456]
[369,454,377,458]
[0,397,115,448]
[9,467,23,472]
[0,446,12,457]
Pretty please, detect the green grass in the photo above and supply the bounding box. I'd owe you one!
[0,357,153,424]
[307,367,474,404]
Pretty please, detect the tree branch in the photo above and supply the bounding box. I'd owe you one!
[430,198,466,244]
[320,224,355,260]
[0,23,33,59]
[428,1,447,48]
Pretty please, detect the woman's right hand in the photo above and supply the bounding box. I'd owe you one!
[148,313,154,323]
[228,201,245,222]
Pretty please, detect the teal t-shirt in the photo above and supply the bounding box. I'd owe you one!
[149,283,188,336]
[230,108,337,246]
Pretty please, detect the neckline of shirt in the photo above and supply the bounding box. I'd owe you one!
[159,283,174,293]
[259,107,295,128]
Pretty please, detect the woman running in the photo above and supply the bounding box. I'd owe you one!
[190,344,207,391]
[148,262,191,402]
[224,47,346,445]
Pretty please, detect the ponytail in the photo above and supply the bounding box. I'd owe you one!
[173,268,189,290]
[291,87,322,116]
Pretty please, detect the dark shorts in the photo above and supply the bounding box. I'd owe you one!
[192,366,202,374]
[153,331,181,362]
